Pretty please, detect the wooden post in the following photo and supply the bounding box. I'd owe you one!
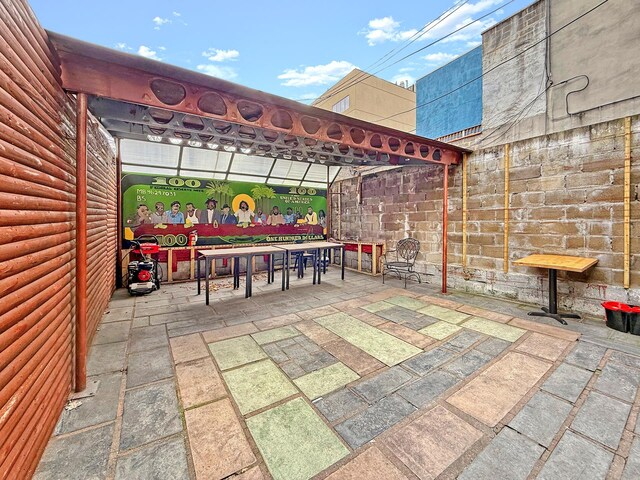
[624,117,631,288]
[357,243,362,272]
[462,153,468,269]
[372,242,377,275]
[167,249,173,282]
[190,247,195,280]
[503,144,510,273]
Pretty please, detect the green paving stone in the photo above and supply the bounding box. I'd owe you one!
[316,314,421,366]
[247,398,349,480]
[252,326,300,345]
[294,362,360,399]
[417,305,470,324]
[385,296,428,311]
[209,336,267,370]
[462,317,526,342]
[223,359,298,414]
[419,321,463,340]
[362,301,394,313]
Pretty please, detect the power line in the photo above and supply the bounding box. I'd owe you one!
[312,0,514,106]
[378,0,611,122]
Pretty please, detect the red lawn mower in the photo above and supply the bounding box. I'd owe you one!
[127,235,162,295]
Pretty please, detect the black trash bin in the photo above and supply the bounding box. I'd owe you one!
[602,302,629,333]
[628,305,640,335]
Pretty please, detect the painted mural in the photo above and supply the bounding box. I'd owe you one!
[121,173,327,247]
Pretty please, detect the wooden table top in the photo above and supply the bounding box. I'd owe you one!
[276,241,344,251]
[197,245,284,258]
[513,254,598,273]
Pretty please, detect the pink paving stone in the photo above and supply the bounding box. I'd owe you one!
[508,318,581,342]
[331,298,372,309]
[418,295,463,310]
[202,323,258,343]
[234,467,265,480]
[364,289,417,302]
[176,357,226,409]
[323,339,384,376]
[378,322,434,349]
[347,309,387,326]
[254,313,302,331]
[296,305,340,321]
[456,305,513,324]
[294,320,341,345]
[185,398,256,480]
[515,333,572,361]
[385,405,483,480]
[447,352,552,427]
[169,334,209,364]
[325,447,408,480]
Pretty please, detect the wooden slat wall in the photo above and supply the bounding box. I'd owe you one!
[0,1,117,478]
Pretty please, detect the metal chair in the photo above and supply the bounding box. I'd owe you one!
[382,238,421,288]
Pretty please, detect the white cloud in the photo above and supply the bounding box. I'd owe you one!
[278,61,357,87]
[363,17,417,46]
[202,48,240,62]
[138,45,161,61]
[172,11,181,16]
[423,52,459,64]
[153,16,170,29]
[115,42,131,51]
[196,64,238,81]
[158,46,167,51]
[466,40,482,48]
[362,0,503,46]
[296,93,319,101]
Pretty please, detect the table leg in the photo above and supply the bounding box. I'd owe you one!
[323,248,327,274]
[527,268,580,325]
[246,256,252,298]
[316,248,322,284]
[281,253,286,291]
[266,255,271,285]
[233,256,240,290]
[286,251,291,290]
[205,256,210,306]
[197,255,201,295]
[341,247,345,280]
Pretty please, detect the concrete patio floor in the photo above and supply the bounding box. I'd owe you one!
[35,269,640,480]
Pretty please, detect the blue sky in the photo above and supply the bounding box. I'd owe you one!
[30,0,532,103]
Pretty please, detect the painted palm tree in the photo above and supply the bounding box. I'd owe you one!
[251,185,276,213]
[206,181,234,206]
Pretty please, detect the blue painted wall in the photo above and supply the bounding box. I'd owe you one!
[416,46,482,139]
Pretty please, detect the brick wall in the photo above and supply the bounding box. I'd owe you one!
[331,115,640,316]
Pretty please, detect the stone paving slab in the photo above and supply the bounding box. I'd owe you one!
[458,427,544,480]
[417,305,470,324]
[296,305,341,321]
[362,301,394,313]
[202,323,259,343]
[442,330,485,352]
[447,352,551,427]
[115,437,190,480]
[93,320,131,345]
[209,335,268,371]
[185,398,257,480]
[254,313,302,331]
[475,337,511,357]
[397,370,459,408]
[508,391,573,448]
[571,391,631,449]
[418,295,463,310]
[251,326,300,345]
[537,430,613,480]
[235,467,265,480]
[293,362,360,399]
[294,320,341,345]
[55,372,121,434]
[462,317,526,342]
[563,341,607,371]
[385,296,428,311]
[373,305,424,324]
[508,317,581,341]
[169,333,210,364]
[515,333,572,361]
[314,388,368,423]
[323,339,383,376]
[378,322,433,349]
[120,381,182,450]
[442,350,493,379]
[399,314,439,331]
[87,341,127,376]
[541,363,593,403]
[317,314,422,366]
[418,321,462,340]
[622,436,640,480]
[247,397,349,480]
[34,424,114,480]
[223,359,298,414]
[127,345,174,388]
[594,361,640,403]
[176,357,226,409]
[353,366,414,403]
[402,347,458,376]
[325,447,408,479]
[129,325,168,353]
[609,350,640,370]
[457,305,513,323]
[335,394,416,449]
[386,405,483,480]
